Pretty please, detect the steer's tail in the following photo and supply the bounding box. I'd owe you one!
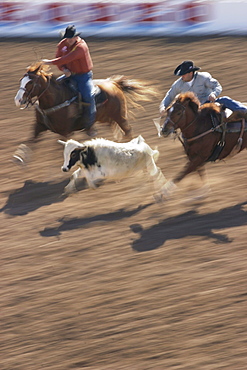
[152,149,159,163]
[131,135,160,163]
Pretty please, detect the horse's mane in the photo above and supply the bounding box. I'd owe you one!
[177,92,221,115]
[27,62,53,78]
[201,102,221,114]
[178,92,200,107]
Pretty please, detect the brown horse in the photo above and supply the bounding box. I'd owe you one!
[14,62,157,163]
[159,91,247,198]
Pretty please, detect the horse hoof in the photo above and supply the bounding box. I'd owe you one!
[161,180,177,199]
[153,193,165,203]
[13,144,31,165]
[12,154,26,166]
[185,184,211,202]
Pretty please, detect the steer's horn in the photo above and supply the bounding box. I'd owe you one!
[58,140,66,145]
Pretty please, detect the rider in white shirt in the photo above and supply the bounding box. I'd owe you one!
[160,60,247,121]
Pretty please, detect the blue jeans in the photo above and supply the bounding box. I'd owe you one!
[71,71,96,127]
[215,96,247,111]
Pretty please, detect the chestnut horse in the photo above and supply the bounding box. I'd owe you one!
[159,92,247,198]
[14,62,157,163]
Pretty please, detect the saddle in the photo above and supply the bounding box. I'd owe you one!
[207,108,246,162]
[60,76,108,108]
[93,85,108,106]
[226,110,247,124]
[211,106,247,133]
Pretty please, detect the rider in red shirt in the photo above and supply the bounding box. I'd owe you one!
[42,25,96,136]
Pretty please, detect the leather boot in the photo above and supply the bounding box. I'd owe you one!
[82,104,97,137]
[85,124,97,138]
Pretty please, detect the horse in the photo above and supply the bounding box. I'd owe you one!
[158,91,247,198]
[14,62,157,164]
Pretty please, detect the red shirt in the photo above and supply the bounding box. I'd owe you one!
[51,37,93,74]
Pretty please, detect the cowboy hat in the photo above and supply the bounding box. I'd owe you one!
[61,25,80,39]
[174,61,200,76]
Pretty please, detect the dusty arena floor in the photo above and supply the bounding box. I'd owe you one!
[1,36,247,369]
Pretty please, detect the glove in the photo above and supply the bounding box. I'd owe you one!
[62,68,71,77]
[208,93,216,102]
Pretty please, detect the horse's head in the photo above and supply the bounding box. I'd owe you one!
[14,62,51,108]
[161,92,200,137]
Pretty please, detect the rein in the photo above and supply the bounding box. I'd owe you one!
[21,72,78,131]
[165,102,186,128]
[186,121,226,142]
[166,101,199,134]
[35,76,51,102]
[21,75,51,109]
[34,96,77,115]
[34,96,78,132]
[23,73,77,114]
[167,101,225,143]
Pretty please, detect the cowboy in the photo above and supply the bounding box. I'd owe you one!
[160,60,247,121]
[42,25,96,136]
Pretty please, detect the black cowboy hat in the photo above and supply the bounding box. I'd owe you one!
[61,25,80,39]
[174,61,200,76]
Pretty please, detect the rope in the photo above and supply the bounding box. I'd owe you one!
[35,95,77,115]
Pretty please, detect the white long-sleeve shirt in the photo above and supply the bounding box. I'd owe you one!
[160,71,222,112]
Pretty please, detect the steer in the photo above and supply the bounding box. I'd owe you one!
[58,135,166,197]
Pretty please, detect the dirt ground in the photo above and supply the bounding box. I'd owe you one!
[1,36,247,370]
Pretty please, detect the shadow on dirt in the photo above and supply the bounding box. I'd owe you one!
[0,179,69,216]
[130,201,247,251]
[40,203,153,237]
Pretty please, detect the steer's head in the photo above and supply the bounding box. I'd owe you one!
[58,139,85,172]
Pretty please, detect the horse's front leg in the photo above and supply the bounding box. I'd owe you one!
[13,121,47,165]
[13,142,33,165]
[161,158,204,199]
[189,166,211,199]
[174,159,203,184]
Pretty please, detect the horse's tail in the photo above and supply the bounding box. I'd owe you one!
[108,75,159,110]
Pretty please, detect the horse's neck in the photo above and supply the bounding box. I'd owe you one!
[181,110,198,136]
[183,108,214,137]
[38,79,69,108]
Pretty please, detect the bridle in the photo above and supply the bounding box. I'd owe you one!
[20,73,51,109]
[165,101,198,133]
[19,71,78,133]
[164,100,226,143]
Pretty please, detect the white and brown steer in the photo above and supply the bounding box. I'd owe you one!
[58,135,166,198]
